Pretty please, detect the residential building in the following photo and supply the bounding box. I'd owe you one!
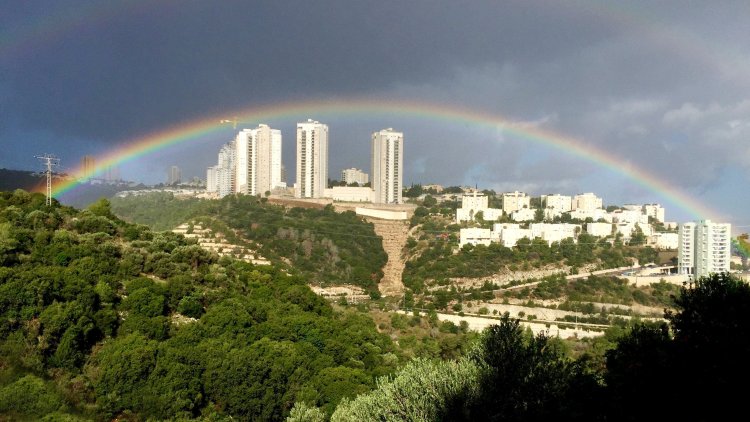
[216,141,235,197]
[572,193,603,210]
[371,128,403,204]
[643,204,666,223]
[341,168,369,185]
[541,194,572,212]
[695,220,731,278]
[587,222,612,237]
[569,208,612,222]
[206,166,218,193]
[456,191,503,223]
[81,155,96,180]
[235,124,282,196]
[615,222,637,239]
[678,222,696,276]
[530,223,580,245]
[459,228,492,248]
[280,164,287,187]
[510,208,536,222]
[423,184,444,193]
[496,226,533,248]
[502,191,530,213]
[168,166,181,185]
[296,119,329,198]
[679,220,731,278]
[610,209,649,225]
[652,232,678,250]
[544,208,564,221]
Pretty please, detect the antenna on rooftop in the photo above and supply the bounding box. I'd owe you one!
[35,154,60,206]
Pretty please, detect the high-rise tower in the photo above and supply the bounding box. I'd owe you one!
[235,124,282,196]
[371,128,403,204]
[295,119,328,198]
[679,220,731,278]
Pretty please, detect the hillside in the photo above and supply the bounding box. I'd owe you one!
[111,192,388,294]
[0,190,399,420]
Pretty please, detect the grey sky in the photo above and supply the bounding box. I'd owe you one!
[1,0,749,224]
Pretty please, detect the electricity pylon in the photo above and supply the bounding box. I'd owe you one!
[35,154,60,206]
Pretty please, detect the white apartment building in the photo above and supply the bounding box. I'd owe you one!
[678,220,731,278]
[643,204,666,223]
[511,208,536,222]
[695,220,731,278]
[371,128,403,204]
[652,232,678,250]
[610,209,649,225]
[615,222,640,239]
[502,191,530,213]
[569,208,612,222]
[206,166,218,193]
[572,193,603,211]
[541,194,572,212]
[459,228,492,248]
[544,208,563,221]
[587,222,613,237]
[530,223,580,245]
[234,124,283,196]
[216,142,235,197]
[296,119,329,198]
[678,222,696,276]
[168,165,181,185]
[497,226,533,248]
[456,192,502,223]
[341,168,369,185]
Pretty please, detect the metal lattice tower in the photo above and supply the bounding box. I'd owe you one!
[35,154,60,206]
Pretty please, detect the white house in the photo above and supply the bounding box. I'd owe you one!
[511,207,537,222]
[541,194,572,212]
[502,191,530,213]
[569,208,612,222]
[572,193,603,211]
[530,223,580,245]
[459,228,492,248]
[496,226,533,248]
[652,232,678,250]
[456,191,503,223]
[587,222,613,237]
[643,204,666,223]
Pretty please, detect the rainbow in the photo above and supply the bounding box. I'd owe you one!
[51,97,718,220]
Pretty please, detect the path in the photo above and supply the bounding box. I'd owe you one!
[367,218,409,297]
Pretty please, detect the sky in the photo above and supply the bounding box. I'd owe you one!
[1,0,749,226]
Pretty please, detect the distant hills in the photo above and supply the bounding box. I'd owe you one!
[0,168,48,192]
[0,168,144,209]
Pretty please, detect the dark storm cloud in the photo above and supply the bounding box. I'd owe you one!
[1,0,616,141]
[2,0,750,222]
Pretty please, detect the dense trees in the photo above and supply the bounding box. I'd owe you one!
[0,190,397,420]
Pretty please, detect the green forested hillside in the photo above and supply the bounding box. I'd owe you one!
[0,190,396,420]
[110,193,388,293]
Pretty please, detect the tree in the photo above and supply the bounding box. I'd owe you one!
[0,375,65,418]
[330,358,479,421]
[465,316,602,420]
